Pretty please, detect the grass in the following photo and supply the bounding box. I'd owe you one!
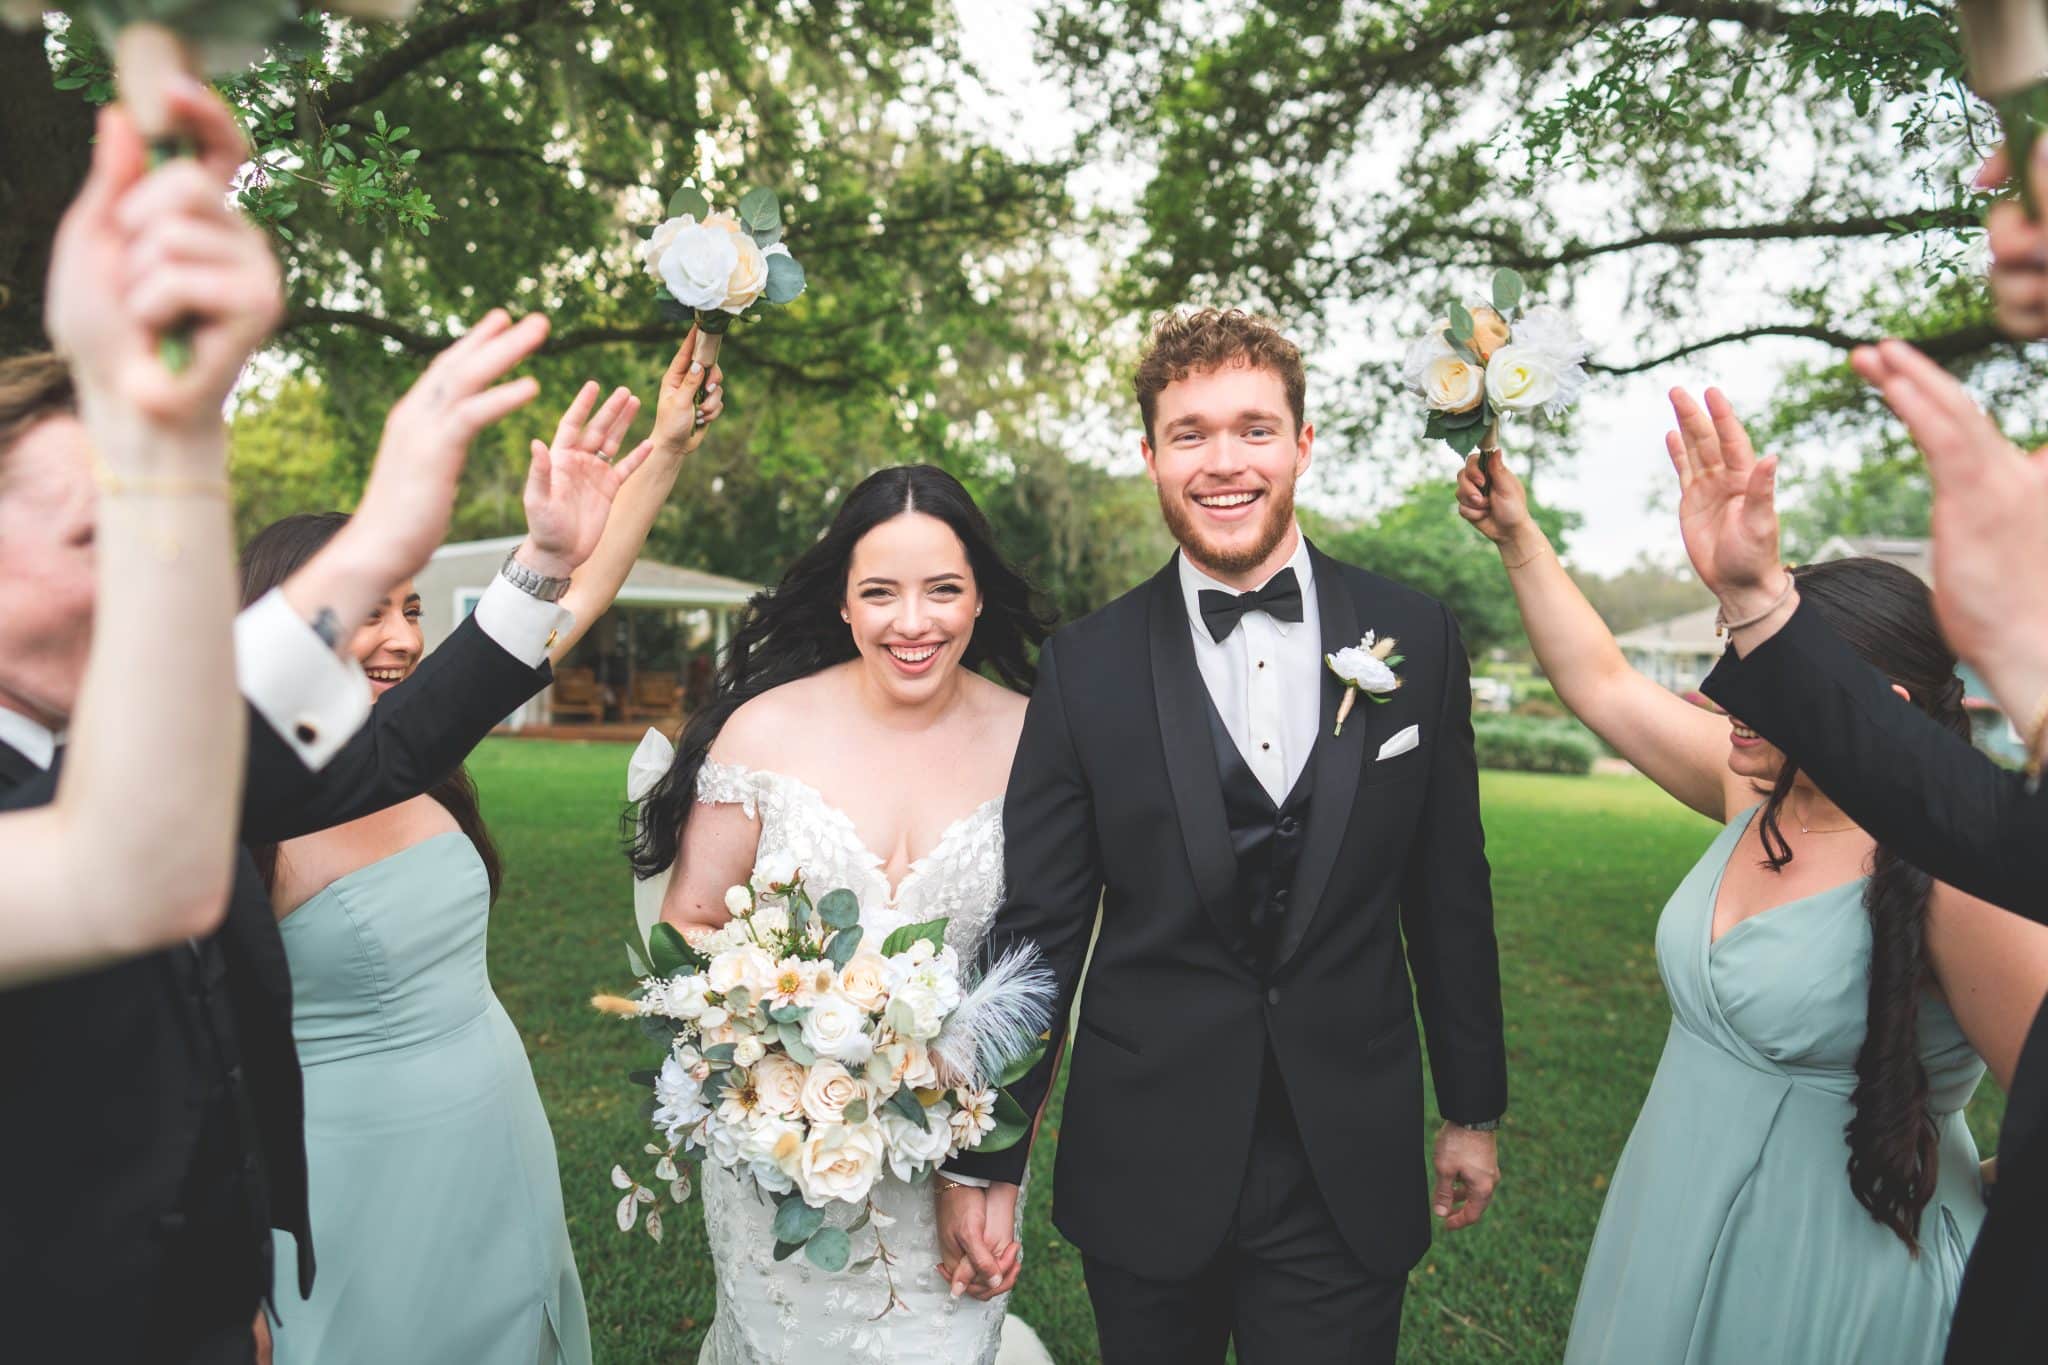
[469,741,2008,1363]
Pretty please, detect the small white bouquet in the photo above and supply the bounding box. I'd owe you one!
[1404,267,1590,459]
[597,870,1051,1311]
[637,182,807,376]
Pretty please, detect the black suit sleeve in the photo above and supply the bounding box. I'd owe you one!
[241,614,553,845]
[1398,604,1508,1124]
[1702,597,2048,920]
[946,636,1104,1184]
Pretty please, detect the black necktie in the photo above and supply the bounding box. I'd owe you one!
[1198,566,1305,643]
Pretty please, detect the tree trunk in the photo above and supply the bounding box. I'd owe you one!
[0,27,92,358]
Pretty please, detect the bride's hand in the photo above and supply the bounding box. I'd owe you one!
[936,1179,1022,1301]
[650,325,726,461]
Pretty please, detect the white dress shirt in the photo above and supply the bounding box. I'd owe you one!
[0,576,569,774]
[1178,529,1322,805]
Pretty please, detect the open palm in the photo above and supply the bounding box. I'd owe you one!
[523,380,652,573]
[1666,387,1783,601]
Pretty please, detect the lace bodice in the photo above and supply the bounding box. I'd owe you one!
[694,760,1008,959]
[681,758,1027,1365]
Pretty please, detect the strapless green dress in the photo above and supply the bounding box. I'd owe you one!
[270,832,590,1364]
[1565,809,1987,1364]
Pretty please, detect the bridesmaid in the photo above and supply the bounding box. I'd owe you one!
[251,337,722,1364]
[1455,392,2048,1365]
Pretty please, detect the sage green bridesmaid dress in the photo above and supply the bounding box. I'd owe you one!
[1565,809,1988,1364]
[270,832,591,1364]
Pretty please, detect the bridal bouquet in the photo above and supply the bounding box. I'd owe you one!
[638,182,807,375]
[1404,267,1590,459]
[597,869,1051,1298]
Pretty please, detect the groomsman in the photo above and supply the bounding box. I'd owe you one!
[0,87,570,1363]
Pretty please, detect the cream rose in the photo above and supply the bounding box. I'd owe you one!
[880,1101,952,1180]
[733,1035,766,1067]
[1419,355,1484,414]
[1402,328,1454,390]
[798,1060,865,1126]
[837,953,891,1013]
[1484,344,1564,414]
[795,1121,886,1207]
[714,217,770,313]
[751,1053,807,1117]
[656,219,739,311]
[708,945,777,999]
[801,993,876,1066]
[1467,306,1512,362]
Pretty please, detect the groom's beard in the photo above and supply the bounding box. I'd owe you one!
[1158,475,1298,579]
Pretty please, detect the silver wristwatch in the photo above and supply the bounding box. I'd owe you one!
[500,549,571,602]
[1456,1116,1504,1133]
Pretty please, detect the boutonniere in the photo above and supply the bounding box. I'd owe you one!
[1326,632,1403,736]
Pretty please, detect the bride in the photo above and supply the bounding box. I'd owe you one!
[627,464,1057,1364]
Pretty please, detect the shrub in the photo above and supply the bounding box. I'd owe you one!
[1472,716,1597,775]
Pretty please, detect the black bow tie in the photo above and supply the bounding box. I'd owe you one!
[1198,566,1304,643]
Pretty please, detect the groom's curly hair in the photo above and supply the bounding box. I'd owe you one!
[1134,309,1306,443]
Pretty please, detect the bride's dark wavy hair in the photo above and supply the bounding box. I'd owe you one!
[628,464,1053,878]
[1746,557,1969,1255]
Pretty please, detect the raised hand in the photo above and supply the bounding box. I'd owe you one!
[650,326,727,461]
[343,309,552,584]
[1976,146,2048,339]
[1665,387,1787,621]
[46,82,280,444]
[518,380,653,578]
[1850,339,2048,717]
[1455,447,1537,549]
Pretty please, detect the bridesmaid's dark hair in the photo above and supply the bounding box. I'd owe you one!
[1749,557,1969,1254]
[238,512,504,904]
[628,465,1052,878]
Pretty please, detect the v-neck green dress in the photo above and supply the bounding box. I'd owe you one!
[1565,809,1988,1364]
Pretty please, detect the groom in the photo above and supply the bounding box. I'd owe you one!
[940,310,1507,1362]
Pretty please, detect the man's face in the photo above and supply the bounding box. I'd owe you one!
[1142,362,1312,580]
[0,415,97,724]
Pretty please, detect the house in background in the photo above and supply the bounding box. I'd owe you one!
[411,536,760,733]
[1613,536,2024,763]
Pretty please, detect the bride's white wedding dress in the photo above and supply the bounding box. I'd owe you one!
[627,734,1052,1365]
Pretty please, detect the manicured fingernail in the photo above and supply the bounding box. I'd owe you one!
[690,363,702,373]
[950,1281,965,1299]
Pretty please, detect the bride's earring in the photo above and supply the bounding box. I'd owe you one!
[974,605,983,618]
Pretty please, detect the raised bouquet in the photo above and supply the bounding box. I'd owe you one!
[638,182,807,377]
[1404,267,1589,461]
[1959,0,2048,219]
[597,869,1051,1311]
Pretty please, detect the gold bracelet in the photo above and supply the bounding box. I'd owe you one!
[93,461,229,500]
[1501,542,1549,571]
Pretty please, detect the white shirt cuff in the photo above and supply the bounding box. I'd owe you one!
[235,588,372,771]
[942,1172,991,1188]
[471,574,573,668]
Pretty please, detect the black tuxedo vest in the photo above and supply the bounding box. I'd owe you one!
[1201,690,1315,974]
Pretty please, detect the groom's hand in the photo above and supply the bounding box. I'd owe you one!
[936,1180,1022,1300]
[1432,1122,1500,1231]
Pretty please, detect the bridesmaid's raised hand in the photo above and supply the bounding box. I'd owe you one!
[1666,387,1788,622]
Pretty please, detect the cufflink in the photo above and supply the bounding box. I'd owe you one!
[544,628,559,651]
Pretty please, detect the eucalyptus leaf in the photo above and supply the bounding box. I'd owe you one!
[667,184,710,220]
[850,1204,872,1233]
[764,252,807,305]
[1491,267,1525,313]
[772,1196,825,1245]
[738,186,782,232]
[751,222,784,249]
[703,1042,738,1063]
[843,1098,869,1124]
[780,1022,818,1066]
[805,1225,852,1272]
[1446,423,1485,457]
[772,1238,804,1263]
[885,1085,929,1129]
[1447,299,1475,341]
[825,925,863,969]
[1443,405,1485,430]
[817,889,861,931]
[768,1002,806,1025]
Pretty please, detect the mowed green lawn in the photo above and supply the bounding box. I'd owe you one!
[470,739,2009,1363]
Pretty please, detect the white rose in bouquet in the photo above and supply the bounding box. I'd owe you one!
[881,1037,940,1092]
[836,953,892,1013]
[1401,328,1454,389]
[799,1059,865,1125]
[880,1101,953,1181]
[1419,355,1485,414]
[1485,344,1582,416]
[652,1056,710,1144]
[701,211,770,313]
[751,902,792,937]
[640,217,689,282]
[751,1053,807,1117]
[753,852,801,891]
[701,1111,748,1169]
[795,1121,887,1206]
[722,884,754,917]
[1511,303,1591,365]
[733,1035,767,1067]
[708,945,777,999]
[743,1113,802,1193]
[657,219,740,312]
[802,993,876,1066]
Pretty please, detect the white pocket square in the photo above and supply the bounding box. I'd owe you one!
[1377,725,1420,760]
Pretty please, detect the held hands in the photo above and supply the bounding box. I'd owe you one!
[1665,387,1789,624]
[935,1180,1022,1301]
[46,82,281,446]
[515,380,652,578]
[1432,1122,1501,1232]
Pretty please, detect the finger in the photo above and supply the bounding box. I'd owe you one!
[593,390,640,456]
[160,76,250,184]
[958,1224,1003,1286]
[1664,430,1695,490]
[115,160,239,238]
[610,438,654,486]
[1669,387,1723,472]
[68,106,148,231]
[949,1255,976,1300]
[1486,445,1520,497]
[1431,1171,1459,1219]
[578,384,633,450]
[127,266,277,333]
[1448,1175,1497,1230]
[1977,145,2011,190]
[664,334,699,392]
[1848,344,1889,389]
[553,380,601,449]
[453,375,542,433]
[526,438,552,500]
[124,216,256,292]
[1702,388,1755,470]
[697,386,725,424]
[447,313,549,394]
[1874,339,1986,429]
[1741,454,1780,537]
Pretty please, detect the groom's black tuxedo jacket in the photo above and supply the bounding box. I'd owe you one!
[0,616,550,1361]
[1701,601,2048,1365]
[949,544,1508,1279]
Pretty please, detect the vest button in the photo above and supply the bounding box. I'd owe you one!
[1266,987,1281,1006]
[1278,816,1299,837]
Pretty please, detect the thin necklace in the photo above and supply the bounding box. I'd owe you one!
[1790,797,1860,836]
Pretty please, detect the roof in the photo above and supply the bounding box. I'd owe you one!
[422,536,759,606]
[1811,536,1932,585]
[1614,604,1723,655]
